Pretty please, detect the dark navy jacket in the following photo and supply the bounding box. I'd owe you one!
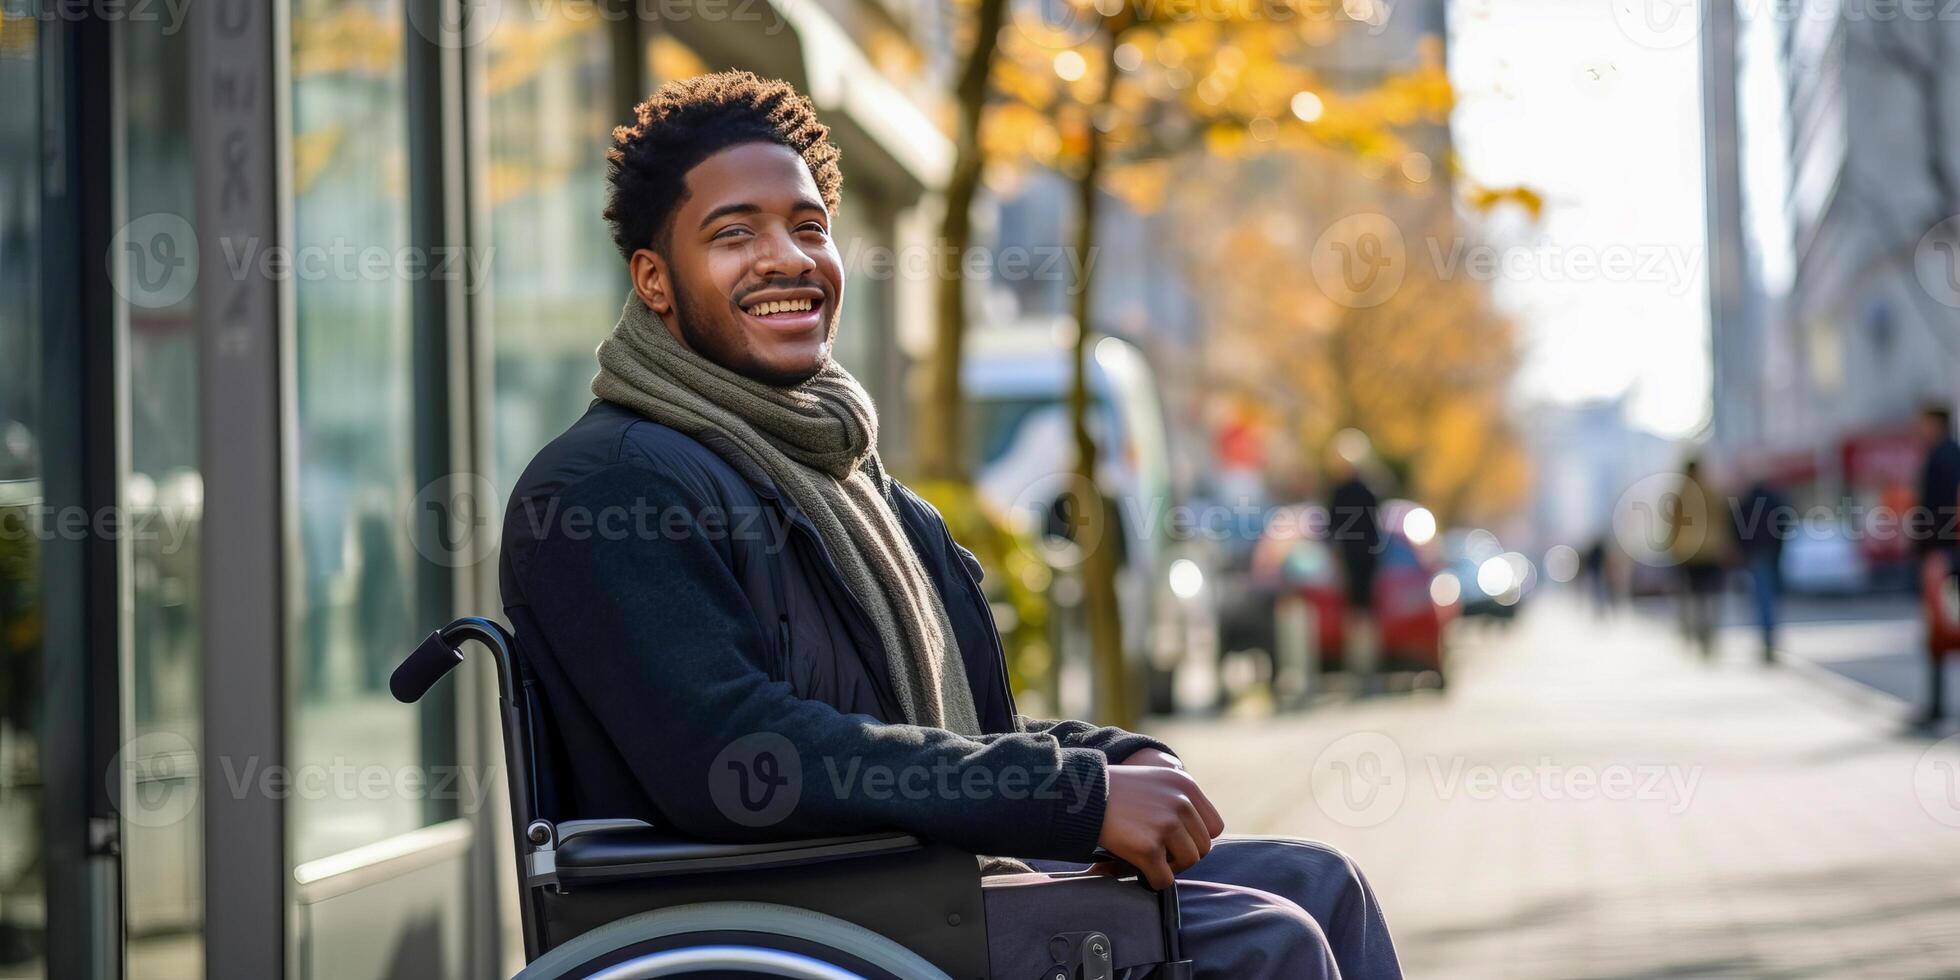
[499,400,1168,860]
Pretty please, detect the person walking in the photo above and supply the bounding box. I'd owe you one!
[1732,473,1788,664]
[1913,403,1960,728]
[1326,433,1383,693]
[1582,534,1618,617]
[1665,456,1733,660]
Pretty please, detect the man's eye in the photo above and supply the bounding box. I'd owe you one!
[798,222,828,236]
[714,226,752,240]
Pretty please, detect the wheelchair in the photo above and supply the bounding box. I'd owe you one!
[393,617,1195,979]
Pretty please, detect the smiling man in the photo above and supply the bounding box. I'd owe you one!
[499,71,1401,979]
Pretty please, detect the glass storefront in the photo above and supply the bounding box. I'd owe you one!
[119,15,203,979]
[289,0,455,866]
[0,8,46,978]
[4,6,936,976]
[486,7,622,495]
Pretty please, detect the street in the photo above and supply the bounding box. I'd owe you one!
[1150,594,1960,979]
[1733,592,1960,719]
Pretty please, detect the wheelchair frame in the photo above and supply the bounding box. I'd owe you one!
[392,616,1191,978]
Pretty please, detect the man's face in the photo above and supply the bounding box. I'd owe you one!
[629,142,844,386]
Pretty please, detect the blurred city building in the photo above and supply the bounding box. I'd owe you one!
[1710,4,1960,531]
[1519,394,1678,558]
[1702,0,1752,456]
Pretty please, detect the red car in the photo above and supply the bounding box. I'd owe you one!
[1250,503,1450,682]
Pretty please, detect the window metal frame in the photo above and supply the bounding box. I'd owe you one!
[36,6,130,977]
[190,0,293,975]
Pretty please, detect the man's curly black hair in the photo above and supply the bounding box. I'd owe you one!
[603,71,843,259]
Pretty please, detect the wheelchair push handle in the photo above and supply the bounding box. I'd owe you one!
[390,617,521,705]
[391,631,465,704]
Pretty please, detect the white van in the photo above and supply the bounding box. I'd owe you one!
[962,318,1214,716]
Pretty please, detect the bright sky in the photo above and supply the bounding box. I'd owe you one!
[1446,0,1712,437]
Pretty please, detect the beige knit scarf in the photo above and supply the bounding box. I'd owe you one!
[592,293,982,735]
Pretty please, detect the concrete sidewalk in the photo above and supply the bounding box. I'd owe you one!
[1147,597,1960,979]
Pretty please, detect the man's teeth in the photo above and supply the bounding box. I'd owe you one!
[748,298,815,316]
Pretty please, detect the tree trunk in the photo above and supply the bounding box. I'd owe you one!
[1069,29,1134,729]
[914,0,1008,482]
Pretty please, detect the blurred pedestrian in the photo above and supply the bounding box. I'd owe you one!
[1664,456,1733,660]
[1732,473,1788,664]
[1913,402,1960,728]
[1327,431,1383,691]
[1582,534,1617,617]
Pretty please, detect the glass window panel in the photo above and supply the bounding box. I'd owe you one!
[0,7,46,977]
[120,17,204,979]
[487,8,619,495]
[289,0,454,865]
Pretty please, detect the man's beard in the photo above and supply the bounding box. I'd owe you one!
[671,276,829,387]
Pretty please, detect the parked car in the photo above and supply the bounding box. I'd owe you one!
[1436,529,1531,620]
[1780,519,1869,594]
[1244,501,1451,687]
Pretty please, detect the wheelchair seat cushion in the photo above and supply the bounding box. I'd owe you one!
[552,827,923,884]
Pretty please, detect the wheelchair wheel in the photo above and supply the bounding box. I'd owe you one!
[514,902,956,980]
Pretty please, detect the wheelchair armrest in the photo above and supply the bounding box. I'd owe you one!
[551,825,923,886]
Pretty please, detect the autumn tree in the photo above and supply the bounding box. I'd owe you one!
[966,3,1456,725]
[1175,146,1531,527]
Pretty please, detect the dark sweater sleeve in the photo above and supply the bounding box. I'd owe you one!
[930,511,1176,763]
[515,461,1108,861]
[1016,717,1175,763]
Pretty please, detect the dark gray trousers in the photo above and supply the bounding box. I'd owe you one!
[1029,837,1402,980]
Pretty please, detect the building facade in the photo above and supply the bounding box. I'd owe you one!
[0,1,950,977]
[1714,3,1960,512]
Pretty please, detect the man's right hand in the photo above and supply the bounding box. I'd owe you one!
[1096,764,1226,889]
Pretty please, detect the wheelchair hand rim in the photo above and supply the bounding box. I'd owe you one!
[582,944,867,979]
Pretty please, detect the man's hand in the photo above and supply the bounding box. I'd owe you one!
[1096,764,1227,889]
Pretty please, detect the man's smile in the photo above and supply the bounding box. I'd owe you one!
[737,286,827,333]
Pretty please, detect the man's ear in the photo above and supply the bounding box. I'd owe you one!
[628,247,674,317]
